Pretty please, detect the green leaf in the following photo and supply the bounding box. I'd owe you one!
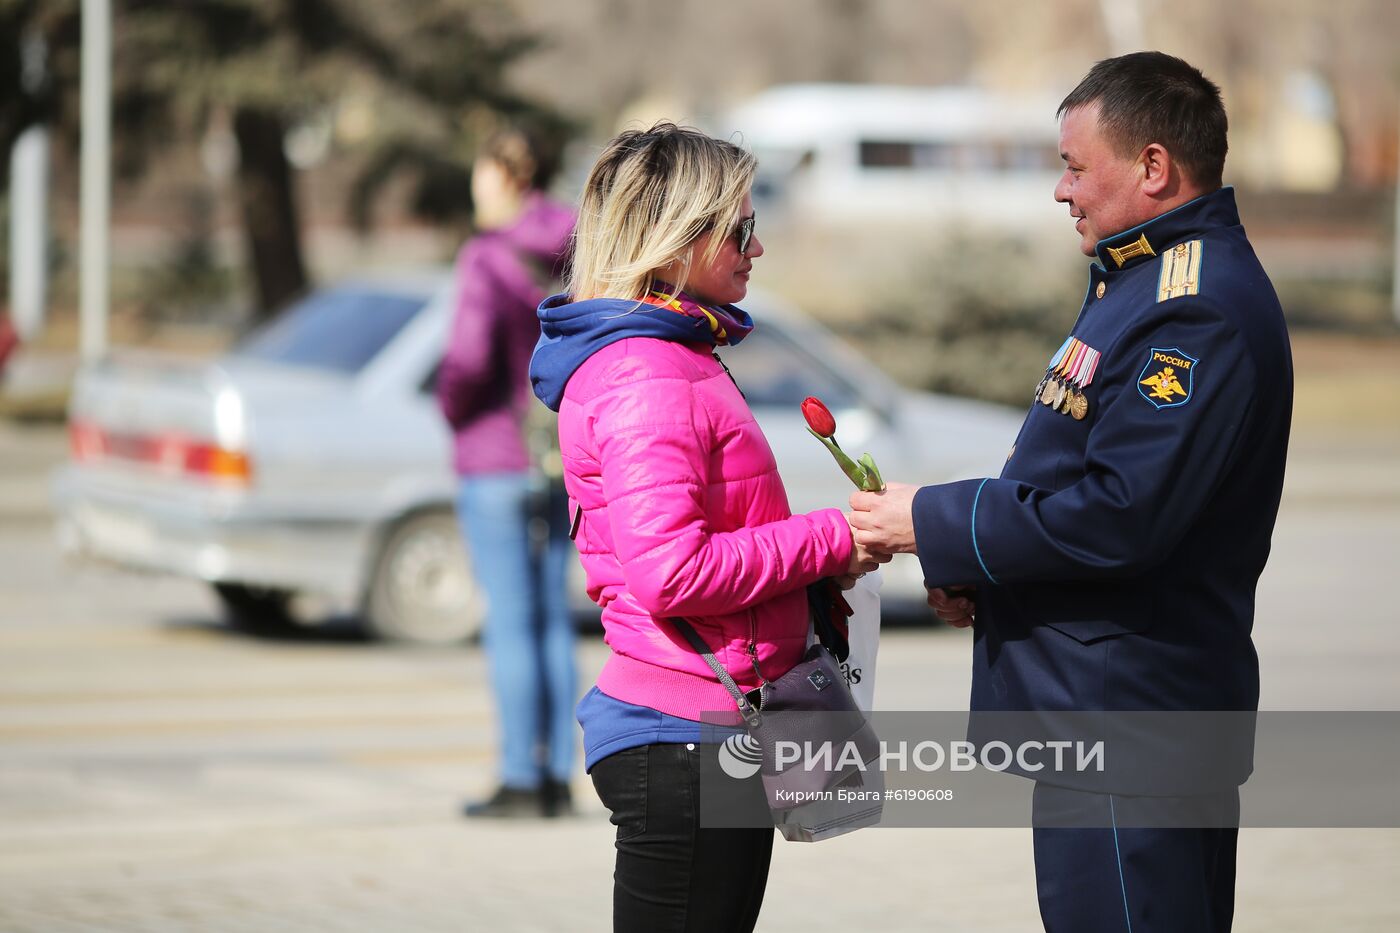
[858,453,885,492]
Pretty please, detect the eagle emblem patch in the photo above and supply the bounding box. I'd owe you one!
[1138,347,1197,409]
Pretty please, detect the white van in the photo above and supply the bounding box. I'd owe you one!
[719,83,1065,230]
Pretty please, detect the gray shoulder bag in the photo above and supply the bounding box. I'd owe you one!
[668,600,879,809]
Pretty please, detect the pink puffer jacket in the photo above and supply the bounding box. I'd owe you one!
[558,336,853,719]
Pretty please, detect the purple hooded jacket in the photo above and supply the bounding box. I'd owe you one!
[437,193,576,475]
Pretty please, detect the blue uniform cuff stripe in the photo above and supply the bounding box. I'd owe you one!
[971,478,998,584]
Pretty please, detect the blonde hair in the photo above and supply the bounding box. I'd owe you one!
[568,122,756,301]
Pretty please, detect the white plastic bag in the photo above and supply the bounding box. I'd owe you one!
[829,570,882,711]
[803,570,881,709]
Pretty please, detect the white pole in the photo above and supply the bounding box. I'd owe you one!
[9,32,49,341]
[8,126,49,341]
[79,0,112,361]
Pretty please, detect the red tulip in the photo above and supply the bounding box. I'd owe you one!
[801,396,836,438]
[800,395,884,491]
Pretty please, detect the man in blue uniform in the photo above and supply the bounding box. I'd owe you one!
[850,52,1291,932]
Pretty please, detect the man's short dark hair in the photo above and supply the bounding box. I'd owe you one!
[1058,51,1228,190]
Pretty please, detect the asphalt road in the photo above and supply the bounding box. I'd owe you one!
[1,419,1398,932]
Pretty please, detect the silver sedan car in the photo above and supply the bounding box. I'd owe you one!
[52,272,1022,643]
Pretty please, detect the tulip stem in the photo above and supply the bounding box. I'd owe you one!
[808,427,881,490]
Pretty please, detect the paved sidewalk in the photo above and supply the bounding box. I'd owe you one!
[2,615,1398,933]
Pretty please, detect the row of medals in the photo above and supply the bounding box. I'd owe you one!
[1035,372,1090,420]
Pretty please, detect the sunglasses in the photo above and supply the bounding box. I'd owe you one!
[733,214,756,256]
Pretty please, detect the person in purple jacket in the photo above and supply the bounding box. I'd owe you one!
[437,124,579,819]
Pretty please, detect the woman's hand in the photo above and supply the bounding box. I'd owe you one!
[845,514,893,578]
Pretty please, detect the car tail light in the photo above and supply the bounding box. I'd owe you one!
[183,443,253,484]
[69,419,107,461]
[68,419,253,485]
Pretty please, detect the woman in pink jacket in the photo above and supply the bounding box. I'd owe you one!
[529,123,885,932]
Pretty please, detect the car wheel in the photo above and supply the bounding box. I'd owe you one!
[211,582,303,635]
[365,510,484,644]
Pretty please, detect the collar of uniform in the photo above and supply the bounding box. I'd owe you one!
[1094,186,1240,271]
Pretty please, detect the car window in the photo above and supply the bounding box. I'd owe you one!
[719,326,860,410]
[234,287,426,374]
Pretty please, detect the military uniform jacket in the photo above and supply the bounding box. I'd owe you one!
[912,188,1292,734]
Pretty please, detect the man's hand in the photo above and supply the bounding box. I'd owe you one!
[928,585,976,628]
[848,482,919,555]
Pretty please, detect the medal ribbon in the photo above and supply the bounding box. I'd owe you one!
[1050,337,1101,389]
[1054,339,1082,380]
[1081,348,1100,386]
[1067,342,1087,380]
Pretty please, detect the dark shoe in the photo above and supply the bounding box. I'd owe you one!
[462,785,546,819]
[541,778,574,818]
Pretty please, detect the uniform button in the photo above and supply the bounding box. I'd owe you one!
[1096,281,1107,299]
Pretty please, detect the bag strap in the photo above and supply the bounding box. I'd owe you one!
[668,617,763,728]
[808,581,850,663]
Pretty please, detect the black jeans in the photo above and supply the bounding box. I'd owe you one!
[590,743,773,933]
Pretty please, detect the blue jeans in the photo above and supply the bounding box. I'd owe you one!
[457,473,577,788]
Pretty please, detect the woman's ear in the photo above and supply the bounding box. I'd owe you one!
[652,246,692,288]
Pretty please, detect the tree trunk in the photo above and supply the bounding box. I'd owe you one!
[233,107,307,322]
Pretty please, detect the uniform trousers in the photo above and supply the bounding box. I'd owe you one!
[1032,782,1239,933]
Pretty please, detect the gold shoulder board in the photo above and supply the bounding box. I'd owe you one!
[1157,239,1203,302]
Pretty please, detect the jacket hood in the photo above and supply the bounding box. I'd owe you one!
[491,192,576,265]
[530,293,754,410]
